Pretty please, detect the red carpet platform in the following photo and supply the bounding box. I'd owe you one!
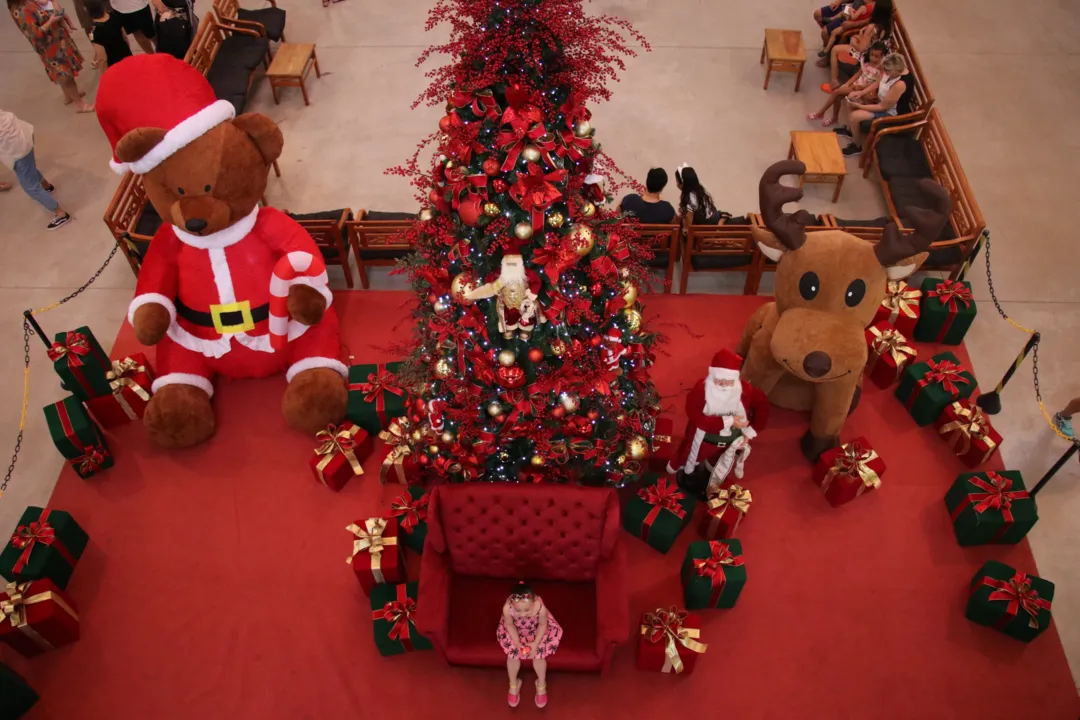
[7,292,1079,719]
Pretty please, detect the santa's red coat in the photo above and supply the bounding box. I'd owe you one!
[669,379,770,471]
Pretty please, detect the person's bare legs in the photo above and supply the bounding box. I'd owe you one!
[59,78,93,112]
[533,657,547,688]
[131,30,155,54]
[848,109,874,147]
[1061,398,1080,418]
[507,656,521,699]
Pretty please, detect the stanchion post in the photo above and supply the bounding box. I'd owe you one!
[976,331,1040,416]
[1029,443,1080,497]
[953,229,988,282]
[23,310,53,352]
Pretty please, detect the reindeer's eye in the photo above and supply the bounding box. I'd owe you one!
[798,272,820,301]
[177,187,185,195]
[845,279,866,307]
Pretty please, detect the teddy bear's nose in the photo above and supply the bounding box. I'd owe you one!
[802,351,832,378]
[185,218,208,233]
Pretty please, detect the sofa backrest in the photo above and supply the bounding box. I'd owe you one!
[428,483,619,582]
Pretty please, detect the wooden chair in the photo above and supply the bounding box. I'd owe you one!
[284,209,354,288]
[635,224,680,293]
[213,0,286,43]
[681,217,760,295]
[345,210,414,289]
[103,173,163,277]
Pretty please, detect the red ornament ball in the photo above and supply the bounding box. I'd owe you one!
[428,189,442,205]
[551,406,566,419]
[418,454,430,466]
[410,414,422,424]
[438,114,455,133]
[493,179,508,193]
[496,366,527,389]
[482,158,501,176]
[591,283,603,295]
[590,335,603,347]
[427,292,438,305]
[458,194,484,227]
[527,348,544,363]
[587,409,600,420]
[414,398,427,413]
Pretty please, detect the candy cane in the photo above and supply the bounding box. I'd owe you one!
[269,251,328,351]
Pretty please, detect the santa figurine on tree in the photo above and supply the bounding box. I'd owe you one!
[668,349,769,496]
[465,244,546,340]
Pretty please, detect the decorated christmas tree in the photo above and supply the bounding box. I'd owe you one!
[389,0,659,484]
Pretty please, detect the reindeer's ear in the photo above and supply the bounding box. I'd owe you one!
[116,127,168,164]
[884,251,929,280]
[752,226,788,262]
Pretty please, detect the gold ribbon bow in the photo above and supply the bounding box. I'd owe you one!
[378,418,413,485]
[104,357,151,420]
[345,518,398,583]
[822,444,881,494]
[939,402,997,458]
[640,607,708,674]
[1,581,79,651]
[315,424,363,484]
[869,325,917,369]
[707,484,752,516]
[882,280,920,320]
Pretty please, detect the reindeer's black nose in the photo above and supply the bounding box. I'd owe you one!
[803,351,832,378]
[185,218,208,233]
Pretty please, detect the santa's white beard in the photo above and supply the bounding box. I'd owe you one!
[501,259,526,285]
[704,381,742,416]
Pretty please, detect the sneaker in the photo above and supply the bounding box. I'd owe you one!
[842,144,862,157]
[1054,413,1075,439]
[833,126,852,137]
[47,213,71,230]
[43,182,55,194]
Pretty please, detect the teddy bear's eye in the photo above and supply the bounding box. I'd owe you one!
[204,185,211,192]
[177,188,185,195]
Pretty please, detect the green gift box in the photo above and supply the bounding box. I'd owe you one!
[388,486,428,554]
[623,474,696,554]
[966,560,1053,642]
[43,396,113,479]
[914,278,977,345]
[0,662,39,720]
[945,470,1037,546]
[370,581,434,656]
[0,507,89,589]
[895,352,976,426]
[347,362,408,435]
[48,326,112,400]
[681,540,746,609]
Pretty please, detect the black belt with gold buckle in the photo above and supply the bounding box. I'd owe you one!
[176,299,270,328]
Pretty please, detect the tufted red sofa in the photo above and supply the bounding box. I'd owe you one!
[415,483,629,672]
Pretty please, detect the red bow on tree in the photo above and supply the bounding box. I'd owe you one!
[557,129,592,162]
[446,166,489,209]
[441,114,485,165]
[451,88,500,120]
[532,235,582,284]
[498,123,547,172]
[559,89,590,130]
[510,165,567,232]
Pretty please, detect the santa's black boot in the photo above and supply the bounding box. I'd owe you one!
[675,466,711,501]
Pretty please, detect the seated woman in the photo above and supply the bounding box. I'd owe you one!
[675,165,724,232]
[818,0,874,57]
[807,42,886,128]
[820,0,894,87]
[814,1,866,47]
[838,52,914,157]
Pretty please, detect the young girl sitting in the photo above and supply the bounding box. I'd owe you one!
[807,42,887,127]
[497,580,563,708]
[86,0,132,70]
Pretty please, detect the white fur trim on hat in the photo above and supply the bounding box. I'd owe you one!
[110,158,128,176]
[708,367,740,381]
[152,372,215,398]
[120,100,236,175]
[286,356,348,382]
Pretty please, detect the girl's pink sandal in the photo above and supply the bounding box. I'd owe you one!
[535,681,548,709]
[508,679,522,708]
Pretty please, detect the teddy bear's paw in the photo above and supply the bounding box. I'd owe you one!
[144,384,216,448]
[287,285,327,326]
[282,367,347,435]
[133,302,172,346]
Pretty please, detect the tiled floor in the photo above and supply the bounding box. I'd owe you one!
[1,0,1077,688]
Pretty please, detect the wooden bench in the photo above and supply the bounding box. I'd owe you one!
[213,0,286,43]
[863,108,984,277]
[681,217,759,295]
[636,223,680,293]
[746,215,846,293]
[284,209,354,287]
[345,210,414,289]
[185,15,270,117]
[103,173,163,277]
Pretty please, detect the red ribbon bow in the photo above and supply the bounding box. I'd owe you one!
[638,479,687,518]
[532,236,582,284]
[498,123,546,172]
[694,541,743,580]
[929,280,973,311]
[970,471,1029,516]
[558,90,590,130]
[446,166,489,209]
[451,88,500,120]
[390,493,429,532]
[372,587,418,650]
[71,444,106,475]
[979,571,1052,629]
[9,510,74,574]
[510,165,567,232]
[925,359,969,395]
[443,116,486,165]
[47,331,92,366]
[358,371,405,403]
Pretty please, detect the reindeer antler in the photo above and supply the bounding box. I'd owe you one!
[876,180,953,266]
[758,160,815,251]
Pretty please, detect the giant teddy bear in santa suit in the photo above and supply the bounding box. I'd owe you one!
[96,55,347,448]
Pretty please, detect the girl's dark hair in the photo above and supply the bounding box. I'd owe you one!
[871,0,895,38]
[510,580,534,598]
[7,0,24,12]
[867,41,888,57]
[676,166,717,219]
[84,0,106,18]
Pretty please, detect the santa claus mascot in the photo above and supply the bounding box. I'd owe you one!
[668,349,769,495]
[464,242,545,339]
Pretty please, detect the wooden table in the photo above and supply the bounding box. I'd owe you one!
[266,43,321,106]
[788,131,847,202]
[760,29,806,92]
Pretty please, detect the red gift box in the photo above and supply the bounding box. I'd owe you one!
[346,518,404,594]
[636,607,707,675]
[648,417,677,474]
[812,437,886,507]
[700,484,752,540]
[310,422,372,491]
[84,354,156,428]
[864,322,917,389]
[873,280,921,337]
[377,417,421,485]
[0,579,79,658]
[936,400,1002,468]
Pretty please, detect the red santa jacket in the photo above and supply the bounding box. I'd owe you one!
[127,207,331,359]
[681,379,770,436]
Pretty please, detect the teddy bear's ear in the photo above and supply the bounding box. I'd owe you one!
[116,127,168,164]
[232,113,284,166]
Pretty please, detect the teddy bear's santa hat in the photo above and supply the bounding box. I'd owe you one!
[97,54,236,176]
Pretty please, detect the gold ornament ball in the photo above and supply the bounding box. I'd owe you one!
[445,160,455,170]
[615,414,626,423]
[514,222,534,241]
[483,202,501,217]
[574,120,592,138]
[440,431,455,444]
[615,454,627,466]
[428,444,441,454]
[497,349,517,367]
[547,212,565,229]
[411,430,424,442]
[522,145,542,163]
[571,225,595,256]
[581,201,596,218]
[559,392,580,413]
[418,208,434,222]
[487,402,504,417]
[530,455,546,467]
[450,272,477,305]
[433,298,451,314]
[621,281,638,308]
[627,435,649,461]
[623,308,643,333]
[433,358,453,378]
